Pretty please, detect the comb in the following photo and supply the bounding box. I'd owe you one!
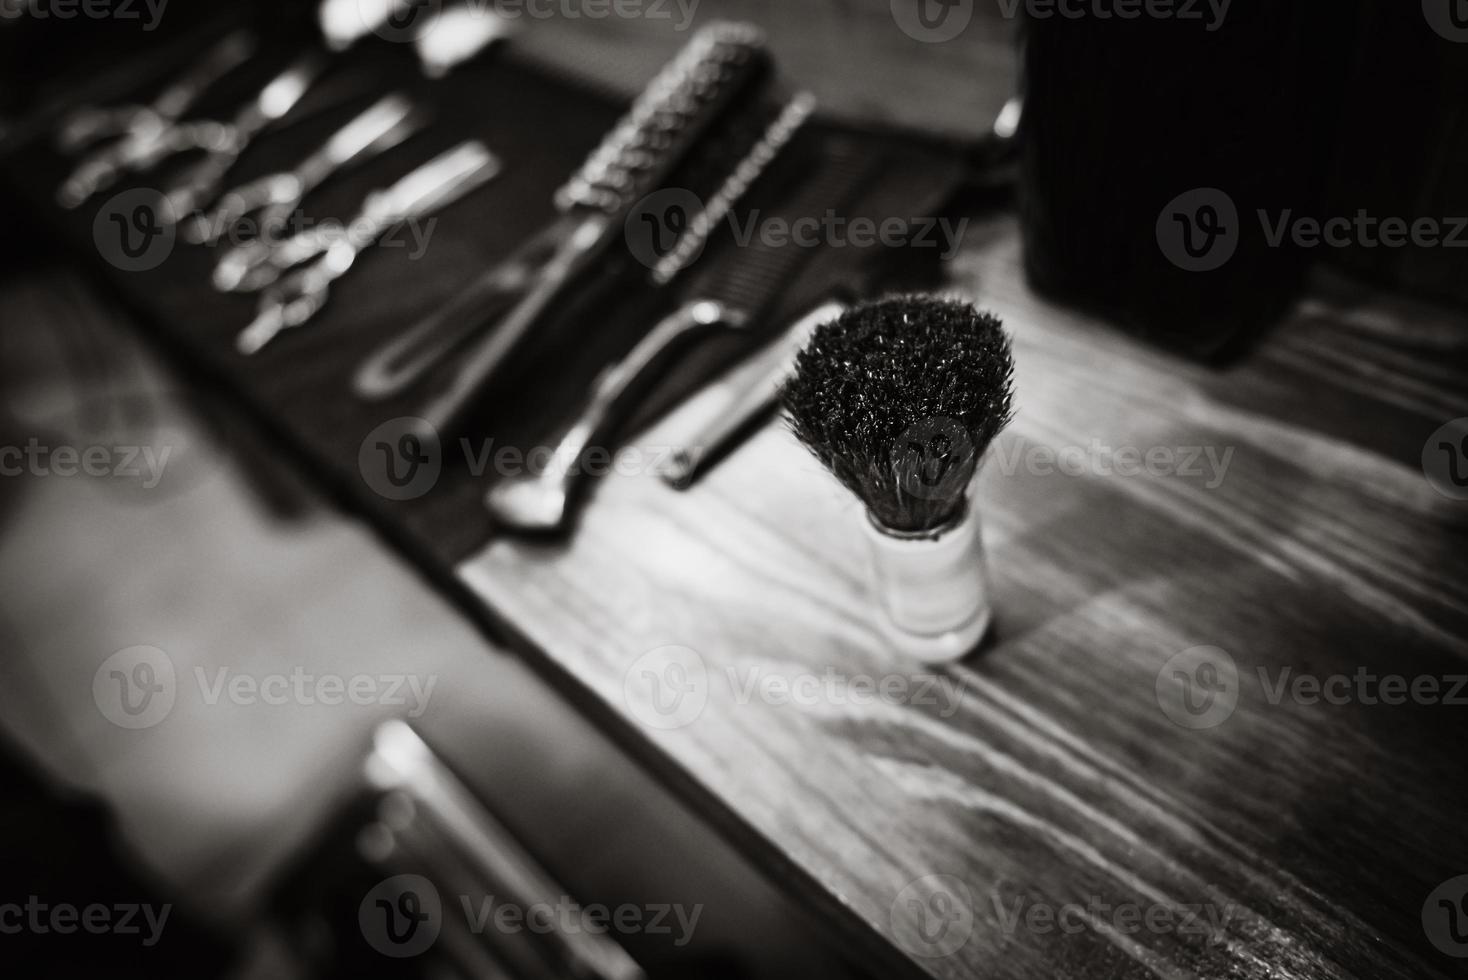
[485,138,875,534]
[349,70,789,406]
[367,23,770,437]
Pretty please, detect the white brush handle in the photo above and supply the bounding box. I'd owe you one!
[863,506,992,663]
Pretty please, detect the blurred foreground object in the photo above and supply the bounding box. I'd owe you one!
[0,744,234,977]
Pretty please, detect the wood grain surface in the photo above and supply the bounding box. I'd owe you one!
[458,214,1468,980]
[7,7,1465,977]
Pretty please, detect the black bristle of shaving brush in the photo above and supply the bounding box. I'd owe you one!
[783,296,1015,535]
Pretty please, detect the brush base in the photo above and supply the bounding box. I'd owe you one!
[863,505,992,664]
[875,604,991,665]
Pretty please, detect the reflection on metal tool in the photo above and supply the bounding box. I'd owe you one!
[205,94,425,271]
[361,721,647,980]
[156,52,331,222]
[485,145,870,535]
[659,299,849,489]
[351,23,771,438]
[236,141,501,355]
[55,31,257,208]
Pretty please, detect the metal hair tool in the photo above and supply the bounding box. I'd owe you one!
[54,31,257,207]
[53,29,256,155]
[204,94,425,270]
[235,141,501,355]
[485,140,874,534]
[350,22,771,436]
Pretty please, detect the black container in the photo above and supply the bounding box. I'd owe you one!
[1018,0,1360,359]
[1325,2,1468,308]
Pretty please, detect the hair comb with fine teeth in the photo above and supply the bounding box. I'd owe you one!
[351,22,774,437]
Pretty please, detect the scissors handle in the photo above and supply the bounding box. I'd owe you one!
[236,142,501,355]
[54,29,256,153]
[351,220,564,399]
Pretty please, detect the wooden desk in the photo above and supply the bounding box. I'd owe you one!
[459,214,1468,980]
[5,8,1465,976]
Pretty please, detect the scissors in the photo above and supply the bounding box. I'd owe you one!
[236,141,502,355]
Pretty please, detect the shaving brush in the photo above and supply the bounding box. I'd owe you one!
[783,296,1015,662]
